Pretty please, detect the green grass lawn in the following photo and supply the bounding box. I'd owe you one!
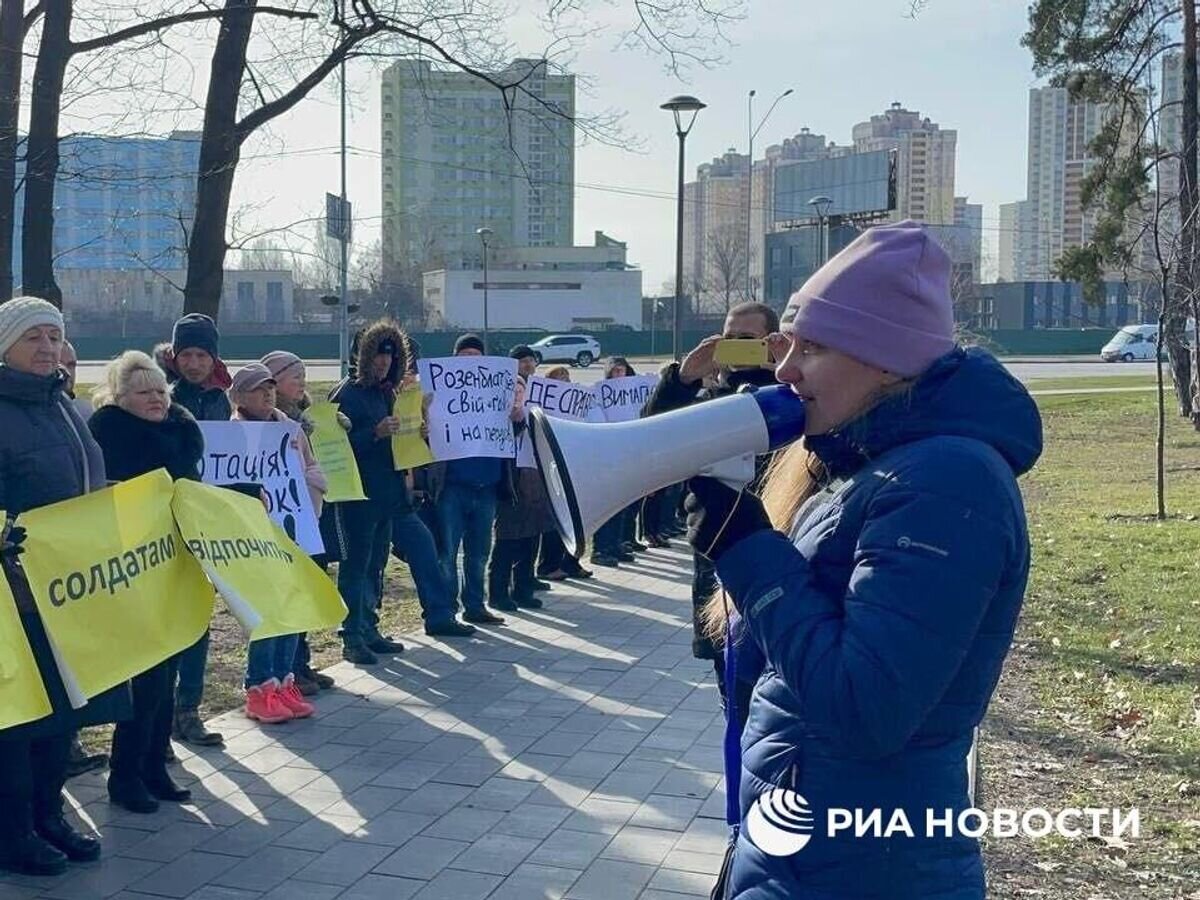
[1026,374,1162,392]
[982,390,1200,896]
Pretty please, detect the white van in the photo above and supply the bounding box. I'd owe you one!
[1100,324,1159,362]
[1100,322,1195,362]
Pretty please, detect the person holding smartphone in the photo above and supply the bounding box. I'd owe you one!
[641,301,781,701]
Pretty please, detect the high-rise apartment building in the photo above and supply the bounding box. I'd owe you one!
[851,102,956,224]
[380,58,575,277]
[682,149,750,312]
[998,200,1034,281]
[1002,86,1123,281]
[12,131,201,285]
[1159,52,1192,250]
[682,129,850,309]
[950,195,983,281]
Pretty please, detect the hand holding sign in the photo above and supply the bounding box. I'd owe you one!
[307,402,366,502]
[510,378,527,423]
[392,388,434,470]
[376,417,401,439]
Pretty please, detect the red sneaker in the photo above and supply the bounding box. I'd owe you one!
[277,675,315,719]
[245,681,293,724]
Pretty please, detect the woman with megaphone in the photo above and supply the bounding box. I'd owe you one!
[686,221,1043,900]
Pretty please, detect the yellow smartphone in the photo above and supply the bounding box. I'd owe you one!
[713,338,770,368]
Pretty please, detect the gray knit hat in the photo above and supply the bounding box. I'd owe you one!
[261,350,304,380]
[0,296,65,361]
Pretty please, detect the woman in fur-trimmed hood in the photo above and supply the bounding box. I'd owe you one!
[327,319,411,664]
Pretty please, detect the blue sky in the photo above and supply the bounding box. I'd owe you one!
[228,0,1039,287]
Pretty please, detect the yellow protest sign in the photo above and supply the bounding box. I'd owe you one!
[308,402,366,502]
[19,469,215,703]
[392,388,433,471]
[0,562,52,729]
[171,480,347,640]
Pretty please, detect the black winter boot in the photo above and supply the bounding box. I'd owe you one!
[34,814,101,862]
[0,831,68,876]
[172,708,223,747]
[107,775,159,814]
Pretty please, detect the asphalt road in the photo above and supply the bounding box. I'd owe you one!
[74,356,1159,386]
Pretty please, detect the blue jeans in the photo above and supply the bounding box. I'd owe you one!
[337,500,392,643]
[244,634,300,688]
[175,630,209,711]
[392,511,457,627]
[437,482,498,613]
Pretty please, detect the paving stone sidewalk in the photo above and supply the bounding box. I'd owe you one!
[2,545,731,900]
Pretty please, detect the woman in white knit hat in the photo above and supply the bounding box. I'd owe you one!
[0,297,131,877]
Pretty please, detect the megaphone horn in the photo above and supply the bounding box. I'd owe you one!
[530,384,805,557]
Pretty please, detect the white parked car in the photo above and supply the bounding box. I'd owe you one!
[529,334,602,367]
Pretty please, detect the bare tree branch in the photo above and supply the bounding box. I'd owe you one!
[70,5,318,55]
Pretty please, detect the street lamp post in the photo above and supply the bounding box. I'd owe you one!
[745,88,793,300]
[661,95,706,362]
[808,194,833,268]
[476,227,493,351]
[650,298,666,357]
[337,0,350,379]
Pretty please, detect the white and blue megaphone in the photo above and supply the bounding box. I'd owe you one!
[529,384,806,557]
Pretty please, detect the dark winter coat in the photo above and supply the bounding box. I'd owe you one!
[171,377,232,423]
[714,348,1043,899]
[88,403,204,483]
[495,414,552,541]
[330,321,410,512]
[0,366,132,741]
[155,342,233,422]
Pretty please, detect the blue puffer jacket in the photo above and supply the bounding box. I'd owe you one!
[714,348,1042,900]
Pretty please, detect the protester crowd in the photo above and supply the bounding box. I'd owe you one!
[0,295,691,878]
[0,221,1043,900]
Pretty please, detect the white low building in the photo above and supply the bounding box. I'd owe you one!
[54,268,295,327]
[422,231,644,331]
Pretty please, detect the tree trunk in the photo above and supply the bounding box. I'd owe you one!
[182,0,254,320]
[0,0,24,302]
[20,0,70,307]
[1176,0,1198,419]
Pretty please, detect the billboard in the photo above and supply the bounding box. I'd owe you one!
[773,150,895,223]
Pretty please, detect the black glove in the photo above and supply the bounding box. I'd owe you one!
[685,477,772,563]
[1,523,25,558]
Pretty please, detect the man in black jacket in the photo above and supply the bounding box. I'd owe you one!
[154,313,228,748]
[641,301,780,687]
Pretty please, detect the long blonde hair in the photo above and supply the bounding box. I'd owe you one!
[698,377,916,644]
[699,442,827,643]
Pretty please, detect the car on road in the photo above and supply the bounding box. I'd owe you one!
[1100,323,1194,362]
[529,334,601,368]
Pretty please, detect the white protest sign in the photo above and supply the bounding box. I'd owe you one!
[592,374,660,423]
[418,356,519,461]
[197,421,324,555]
[515,376,599,468]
